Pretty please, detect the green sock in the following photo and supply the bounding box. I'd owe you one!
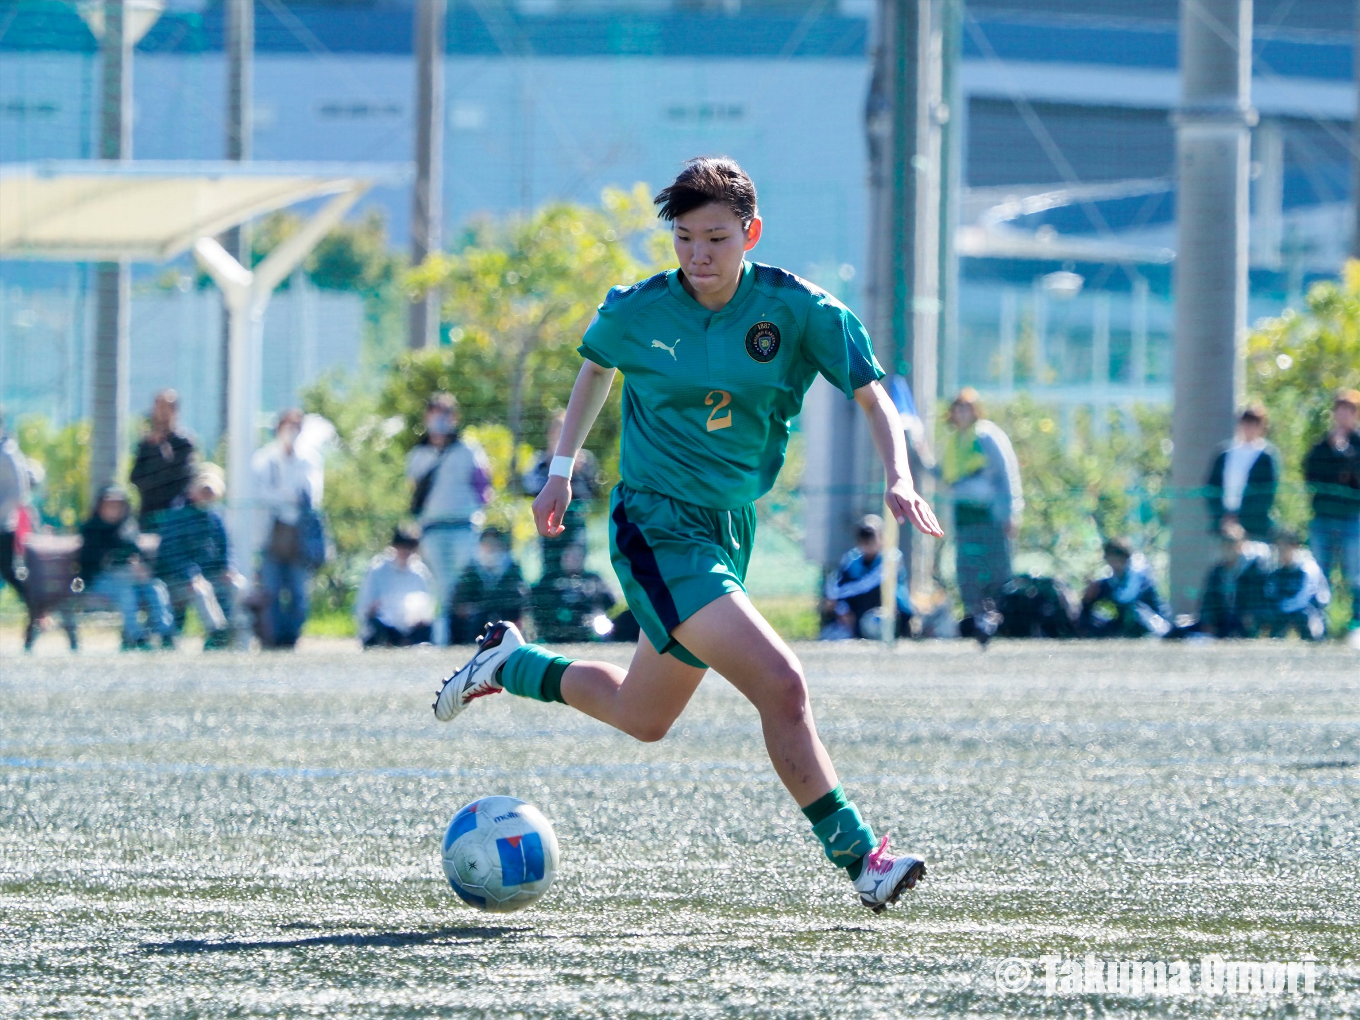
[498,644,573,704]
[802,785,873,879]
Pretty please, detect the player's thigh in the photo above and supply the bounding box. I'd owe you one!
[617,631,708,730]
[671,592,806,718]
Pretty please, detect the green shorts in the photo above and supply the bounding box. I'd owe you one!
[608,483,756,668]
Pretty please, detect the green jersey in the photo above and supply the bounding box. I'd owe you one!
[579,261,885,510]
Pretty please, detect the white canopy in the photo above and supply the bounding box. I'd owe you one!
[0,160,408,262]
[0,159,411,561]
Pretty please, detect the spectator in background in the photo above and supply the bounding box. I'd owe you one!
[522,410,602,576]
[253,409,323,649]
[1192,522,1270,638]
[1265,531,1330,641]
[1304,389,1360,645]
[406,393,492,645]
[356,525,435,648]
[531,540,615,643]
[77,484,174,650]
[157,466,236,649]
[1206,403,1279,541]
[819,515,911,640]
[130,389,196,532]
[0,407,30,603]
[940,389,1022,617]
[449,527,529,644]
[1080,538,1171,638]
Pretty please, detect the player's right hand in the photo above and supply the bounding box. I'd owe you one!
[532,476,573,537]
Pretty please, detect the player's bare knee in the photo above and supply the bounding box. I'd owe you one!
[762,659,809,725]
[629,718,673,743]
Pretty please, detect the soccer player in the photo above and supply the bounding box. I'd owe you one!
[434,157,944,912]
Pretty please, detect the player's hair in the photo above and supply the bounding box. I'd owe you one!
[654,157,758,225]
[426,392,458,414]
[1335,388,1360,410]
[951,387,984,418]
[392,523,421,548]
[857,515,884,541]
[1238,402,1268,428]
[1102,537,1133,561]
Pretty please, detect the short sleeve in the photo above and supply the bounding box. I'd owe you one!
[577,287,630,369]
[801,292,885,398]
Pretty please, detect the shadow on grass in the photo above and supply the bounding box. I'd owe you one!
[144,926,523,954]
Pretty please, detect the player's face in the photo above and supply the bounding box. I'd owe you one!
[672,204,762,302]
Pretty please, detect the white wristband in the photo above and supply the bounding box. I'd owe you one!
[548,455,575,479]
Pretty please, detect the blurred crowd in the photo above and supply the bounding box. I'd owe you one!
[818,388,1360,647]
[1,390,624,652]
[2,384,1358,651]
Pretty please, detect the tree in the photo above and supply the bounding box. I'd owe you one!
[404,184,667,479]
[15,417,92,529]
[1246,261,1360,535]
[987,398,1171,587]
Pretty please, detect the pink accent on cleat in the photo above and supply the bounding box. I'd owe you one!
[853,834,927,913]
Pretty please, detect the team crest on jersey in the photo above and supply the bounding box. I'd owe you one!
[745,321,781,363]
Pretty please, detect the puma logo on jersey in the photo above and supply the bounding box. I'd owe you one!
[652,338,681,360]
[832,840,863,859]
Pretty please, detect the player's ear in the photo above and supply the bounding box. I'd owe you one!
[743,215,763,251]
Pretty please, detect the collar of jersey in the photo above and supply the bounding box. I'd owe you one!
[667,261,755,318]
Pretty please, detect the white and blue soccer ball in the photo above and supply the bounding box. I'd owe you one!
[441,796,559,913]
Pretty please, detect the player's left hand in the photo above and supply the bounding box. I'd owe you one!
[532,476,573,537]
[886,482,943,538]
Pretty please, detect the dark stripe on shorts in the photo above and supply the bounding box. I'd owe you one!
[611,497,681,632]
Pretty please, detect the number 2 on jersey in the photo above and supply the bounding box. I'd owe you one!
[705,390,732,432]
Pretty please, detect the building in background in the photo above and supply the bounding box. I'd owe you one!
[1,0,1356,443]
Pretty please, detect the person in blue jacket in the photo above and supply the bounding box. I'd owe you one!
[820,515,912,640]
[1079,538,1171,638]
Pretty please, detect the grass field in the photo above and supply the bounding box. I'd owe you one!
[1,641,1357,1018]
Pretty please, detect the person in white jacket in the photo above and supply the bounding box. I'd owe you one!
[251,409,325,648]
[940,389,1023,617]
[356,525,435,647]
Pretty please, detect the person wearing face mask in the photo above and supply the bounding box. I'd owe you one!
[1304,389,1360,644]
[406,393,493,645]
[448,527,528,645]
[252,409,324,649]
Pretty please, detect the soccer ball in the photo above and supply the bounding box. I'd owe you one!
[441,796,559,913]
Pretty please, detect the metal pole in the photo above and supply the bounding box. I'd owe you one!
[1352,0,1360,258]
[90,0,131,496]
[1168,0,1255,613]
[888,0,944,644]
[937,0,962,401]
[220,0,253,447]
[410,0,446,349]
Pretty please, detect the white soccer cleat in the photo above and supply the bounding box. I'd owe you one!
[433,621,525,722]
[853,835,927,913]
